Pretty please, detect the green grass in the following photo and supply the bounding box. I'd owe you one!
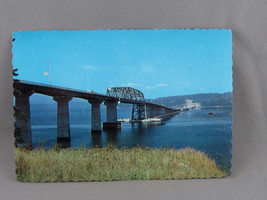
[15,145,228,182]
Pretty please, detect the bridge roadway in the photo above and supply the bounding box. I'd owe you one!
[13,80,179,147]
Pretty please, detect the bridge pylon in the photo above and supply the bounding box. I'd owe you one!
[53,96,72,147]
[103,100,121,130]
[14,89,33,148]
[88,99,103,133]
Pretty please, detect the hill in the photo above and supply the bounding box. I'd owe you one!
[147,92,232,108]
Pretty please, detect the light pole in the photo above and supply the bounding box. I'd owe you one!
[44,61,51,85]
[86,73,89,91]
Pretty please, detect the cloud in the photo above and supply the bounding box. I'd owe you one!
[141,64,155,74]
[157,83,168,87]
[114,82,168,90]
[83,65,97,70]
[120,82,144,87]
[109,82,139,88]
[145,83,168,90]
[127,82,136,87]
[127,82,144,87]
[183,82,191,88]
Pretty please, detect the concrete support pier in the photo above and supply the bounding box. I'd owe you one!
[14,90,33,147]
[103,100,121,130]
[89,99,103,133]
[53,96,72,146]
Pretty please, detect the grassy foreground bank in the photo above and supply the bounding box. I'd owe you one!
[15,146,228,182]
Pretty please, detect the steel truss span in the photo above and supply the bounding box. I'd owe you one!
[131,104,147,120]
[106,87,145,102]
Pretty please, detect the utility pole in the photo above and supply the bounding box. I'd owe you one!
[86,73,89,91]
[48,62,51,85]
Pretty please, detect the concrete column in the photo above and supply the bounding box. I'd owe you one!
[160,108,165,115]
[53,96,72,145]
[103,100,121,130]
[152,106,157,117]
[146,105,152,118]
[144,104,147,119]
[89,99,103,133]
[105,101,118,122]
[154,107,158,116]
[14,90,33,147]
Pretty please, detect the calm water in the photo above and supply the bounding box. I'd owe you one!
[30,104,232,171]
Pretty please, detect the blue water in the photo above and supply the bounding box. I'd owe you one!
[30,105,232,171]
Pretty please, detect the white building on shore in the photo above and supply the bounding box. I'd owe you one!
[184,99,201,109]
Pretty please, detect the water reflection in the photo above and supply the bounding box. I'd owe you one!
[91,132,102,147]
[105,129,120,145]
[57,139,71,148]
[32,107,232,171]
[161,114,177,121]
[130,121,165,129]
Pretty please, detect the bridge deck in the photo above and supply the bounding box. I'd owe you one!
[14,80,178,111]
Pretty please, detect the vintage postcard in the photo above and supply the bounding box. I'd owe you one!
[13,29,232,182]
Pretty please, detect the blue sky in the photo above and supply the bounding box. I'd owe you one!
[12,29,232,99]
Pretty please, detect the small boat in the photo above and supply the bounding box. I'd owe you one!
[208,112,213,115]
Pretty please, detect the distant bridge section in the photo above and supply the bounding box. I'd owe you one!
[106,87,179,120]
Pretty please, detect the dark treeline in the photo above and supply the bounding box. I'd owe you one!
[148,92,232,107]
